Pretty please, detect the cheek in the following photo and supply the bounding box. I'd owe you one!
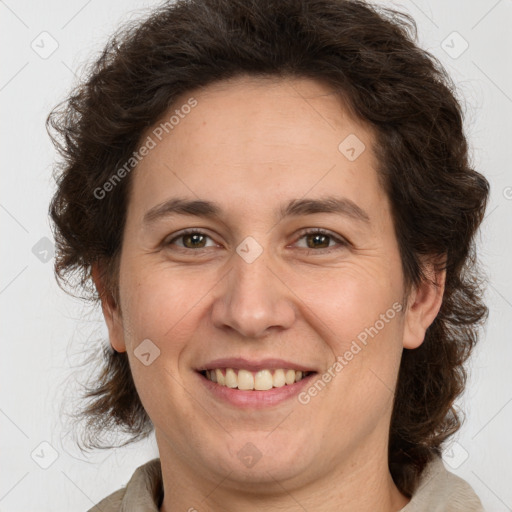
[315,303,404,444]
[118,260,212,350]
[292,261,405,406]
[118,265,204,425]
[291,260,404,345]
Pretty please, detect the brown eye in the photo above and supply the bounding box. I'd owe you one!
[167,230,215,249]
[305,232,331,249]
[295,229,349,252]
[181,233,207,248]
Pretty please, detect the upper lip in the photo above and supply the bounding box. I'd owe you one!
[196,357,319,373]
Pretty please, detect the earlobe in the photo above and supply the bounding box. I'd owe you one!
[91,262,127,353]
[402,261,446,350]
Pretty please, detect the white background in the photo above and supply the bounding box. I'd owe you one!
[1,0,511,510]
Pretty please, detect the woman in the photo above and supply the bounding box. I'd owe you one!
[47,0,489,510]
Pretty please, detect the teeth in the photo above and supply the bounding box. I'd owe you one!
[238,369,254,390]
[285,369,296,385]
[225,368,238,388]
[273,369,286,388]
[203,368,310,390]
[215,368,225,385]
[254,370,273,390]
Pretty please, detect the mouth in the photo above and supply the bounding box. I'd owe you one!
[198,367,314,390]
[195,358,319,407]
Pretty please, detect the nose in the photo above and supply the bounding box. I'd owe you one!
[210,247,297,339]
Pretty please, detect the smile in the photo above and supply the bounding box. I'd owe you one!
[200,368,312,390]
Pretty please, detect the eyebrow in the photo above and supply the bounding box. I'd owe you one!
[143,195,370,225]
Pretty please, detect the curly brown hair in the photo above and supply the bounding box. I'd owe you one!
[47,0,489,496]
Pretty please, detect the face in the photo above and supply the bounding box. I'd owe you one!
[97,75,443,492]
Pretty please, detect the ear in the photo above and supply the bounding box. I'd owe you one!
[402,258,446,350]
[91,262,127,353]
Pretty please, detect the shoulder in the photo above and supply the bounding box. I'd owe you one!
[87,458,163,512]
[401,455,485,512]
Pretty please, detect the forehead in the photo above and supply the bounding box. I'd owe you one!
[128,75,387,225]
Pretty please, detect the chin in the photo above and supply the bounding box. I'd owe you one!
[208,430,319,485]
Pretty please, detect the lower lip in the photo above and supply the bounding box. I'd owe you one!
[196,371,317,408]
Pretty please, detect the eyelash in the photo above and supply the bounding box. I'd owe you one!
[165,228,349,254]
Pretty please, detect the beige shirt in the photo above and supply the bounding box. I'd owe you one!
[88,456,485,511]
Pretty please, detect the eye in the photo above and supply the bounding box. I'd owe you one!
[164,228,349,253]
[293,228,349,253]
[166,229,218,250]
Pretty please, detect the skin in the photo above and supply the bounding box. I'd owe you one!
[93,75,445,512]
